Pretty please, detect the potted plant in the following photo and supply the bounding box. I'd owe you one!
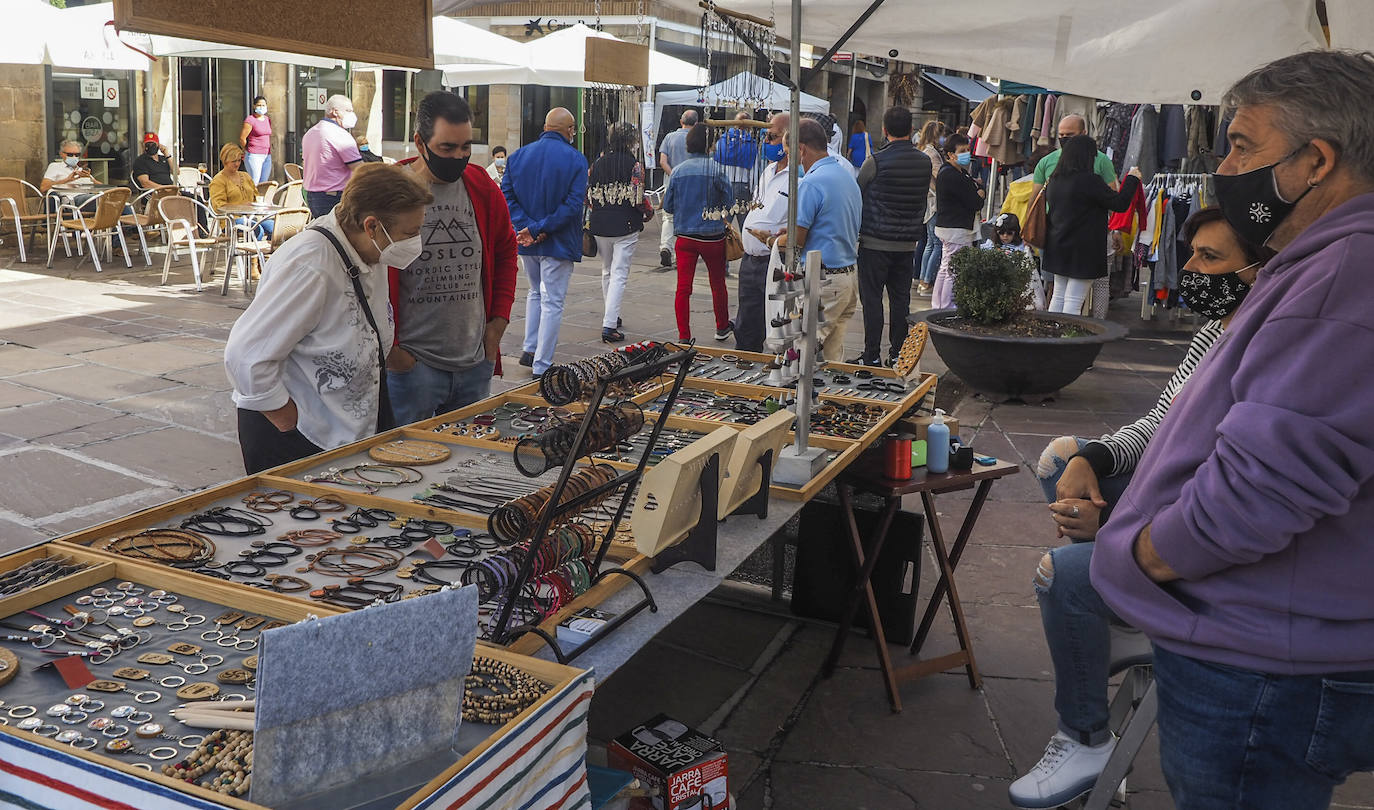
[911,246,1126,400]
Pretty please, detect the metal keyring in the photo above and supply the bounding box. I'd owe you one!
[92,597,116,608]
[133,763,152,771]
[84,609,109,625]
[178,734,204,747]
[220,693,248,702]
[159,675,186,688]
[200,629,223,641]
[59,711,89,725]
[182,663,209,675]
[215,636,240,647]
[33,633,58,649]
[148,747,179,760]
[199,654,224,666]
[102,724,129,738]
[73,736,99,750]
[35,724,61,737]
[90,650,114,665]
[157,594,178,605]
[133,630,153,644]
[128,710,153,724]
[134,691,161,704]
[234,638,258,651]
[166,621,190,631]
[180,614,205,626]
[79,699,104,712]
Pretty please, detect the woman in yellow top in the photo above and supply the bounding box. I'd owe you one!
[211,143,274,238]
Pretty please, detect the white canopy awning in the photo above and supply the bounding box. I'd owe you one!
[659,0,1335,105]
[133,34,342,69]
[442,23,707,88]
[655,71,829,124]
[0,1,151,71]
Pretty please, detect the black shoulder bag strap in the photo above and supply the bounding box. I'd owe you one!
[307,226,397,433]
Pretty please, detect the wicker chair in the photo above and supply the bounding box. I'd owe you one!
[47,188,133,272]
[119,185,179,266]
[158,195,229,291]
[0,177,49,262]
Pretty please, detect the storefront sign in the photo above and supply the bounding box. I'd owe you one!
[81,116,104,143]
[80,79,103,100]
[306,86,321,111]
[103,80,120,108]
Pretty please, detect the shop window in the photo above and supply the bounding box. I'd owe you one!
[453,84,489,144]
[49,70,135,186]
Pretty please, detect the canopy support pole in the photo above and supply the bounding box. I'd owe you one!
[803,0,887,88]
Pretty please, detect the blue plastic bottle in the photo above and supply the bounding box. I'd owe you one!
[926,408,950,474]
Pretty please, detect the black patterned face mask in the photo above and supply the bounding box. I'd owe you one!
[1178,263,1256,319]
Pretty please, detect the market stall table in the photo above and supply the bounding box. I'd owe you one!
[822,456,1020,712]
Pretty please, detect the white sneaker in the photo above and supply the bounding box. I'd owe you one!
[1008,732,1116,809]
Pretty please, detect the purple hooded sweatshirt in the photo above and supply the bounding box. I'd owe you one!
[1091,191,1374,675]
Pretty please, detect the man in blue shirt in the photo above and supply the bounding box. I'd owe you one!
[778,118,862,360]
[501,107,588,375]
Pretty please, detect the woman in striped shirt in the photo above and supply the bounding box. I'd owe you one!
[1010,208,1273,810]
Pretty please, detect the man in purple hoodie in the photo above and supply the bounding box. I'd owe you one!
[1090,50,1374,809]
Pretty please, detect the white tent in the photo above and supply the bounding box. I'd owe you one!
[655,71,829,126]
[0,1,151,70]
[658,0,1334,105]
[441,24,707,88]
[134,34,342,69]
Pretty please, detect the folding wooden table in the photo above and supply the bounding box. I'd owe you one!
[820,456,1020,712]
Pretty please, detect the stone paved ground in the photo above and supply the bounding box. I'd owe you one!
[2,224,1371,809]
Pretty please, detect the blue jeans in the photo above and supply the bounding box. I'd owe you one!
[919,219,942,285]
[233,215,274,240]
[244,153,271,184]
[306,189,340,219]
[1153,645,1374,809]
[1035,541,1121,745]
[386,357,494,425]
[522,255,574,375]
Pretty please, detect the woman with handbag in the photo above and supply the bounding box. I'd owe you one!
[224,163,433,473]
[661,123,735,342]
[587,123,648,343]
[1042,136,1142,315]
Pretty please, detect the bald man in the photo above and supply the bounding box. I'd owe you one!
[501,107,589,374]
[1032,114,1119,196]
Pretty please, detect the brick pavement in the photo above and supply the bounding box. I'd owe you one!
[1,225,1370,809]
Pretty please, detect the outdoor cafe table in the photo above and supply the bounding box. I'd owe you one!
[218,201,283,294]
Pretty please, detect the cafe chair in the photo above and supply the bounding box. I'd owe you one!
[255,181,279,203]
[0,177,50,262]
[158,195,228,292]
[120,185,179,265]
[47,187,133,273]
[283,162,303,182]
[273,180,305,211]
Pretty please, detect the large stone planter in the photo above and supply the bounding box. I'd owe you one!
[912,309,1127,400]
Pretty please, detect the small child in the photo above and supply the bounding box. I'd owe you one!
[980,213,1046,309]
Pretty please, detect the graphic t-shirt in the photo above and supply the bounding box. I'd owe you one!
[397,179,486,371]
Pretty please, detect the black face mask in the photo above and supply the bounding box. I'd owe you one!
[420,142,468,183]
[1178,263,1256,319]
[144,143,159,156]
[1212,145,1315,246]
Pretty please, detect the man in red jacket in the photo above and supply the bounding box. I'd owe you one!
[386,91,518,424]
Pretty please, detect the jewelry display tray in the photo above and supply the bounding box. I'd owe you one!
[51,474,646,659]
[0,546,593,810]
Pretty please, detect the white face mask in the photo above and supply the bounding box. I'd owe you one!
[494,157,506,168]
[372,221,423,268]
[339,111,358,129]
[254,106,267,115]
[64,156,80,167]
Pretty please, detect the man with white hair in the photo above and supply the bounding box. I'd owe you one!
[302,94,363,218]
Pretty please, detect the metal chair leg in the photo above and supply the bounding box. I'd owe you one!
[135,225,150,266]
[87,230,102,273]
[160,235,174,285]
[115,228,132,268]
[1083,674,1157,810]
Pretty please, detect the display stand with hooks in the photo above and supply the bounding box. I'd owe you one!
[494,345,699,663]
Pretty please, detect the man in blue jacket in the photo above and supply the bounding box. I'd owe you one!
[501,107,589,374]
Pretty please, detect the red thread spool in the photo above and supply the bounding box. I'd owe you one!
[884,432,914,480]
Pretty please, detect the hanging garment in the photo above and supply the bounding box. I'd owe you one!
[969,97,996,140]
[1029,94,1044,140]
[1157,105,1188,169]
[1038,94,1058,146]
[984,99,1023,165]
[1008,95,1027,143]
[1123,104,1159,182]
[1099,103,1136,174]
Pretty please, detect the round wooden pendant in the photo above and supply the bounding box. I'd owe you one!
[367,439,451,465]
[0,648,19,687]
[241,655,258,671]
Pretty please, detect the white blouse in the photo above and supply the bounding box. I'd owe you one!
[224,212,393,450]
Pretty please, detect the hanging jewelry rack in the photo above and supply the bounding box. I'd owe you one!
[490,346,700,663]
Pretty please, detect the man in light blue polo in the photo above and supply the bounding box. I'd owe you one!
[777,118,862,360]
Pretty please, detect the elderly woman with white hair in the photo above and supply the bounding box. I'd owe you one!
[301,93,363,218]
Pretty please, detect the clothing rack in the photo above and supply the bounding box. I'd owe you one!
[1139,172,1211,321]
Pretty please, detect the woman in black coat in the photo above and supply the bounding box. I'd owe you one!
[587,122,648,343]
[1043,135,1142,314]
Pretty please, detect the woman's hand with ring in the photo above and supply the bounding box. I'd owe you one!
[1049,498,1102,541]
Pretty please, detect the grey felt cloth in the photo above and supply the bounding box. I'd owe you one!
[252,585,478,807]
